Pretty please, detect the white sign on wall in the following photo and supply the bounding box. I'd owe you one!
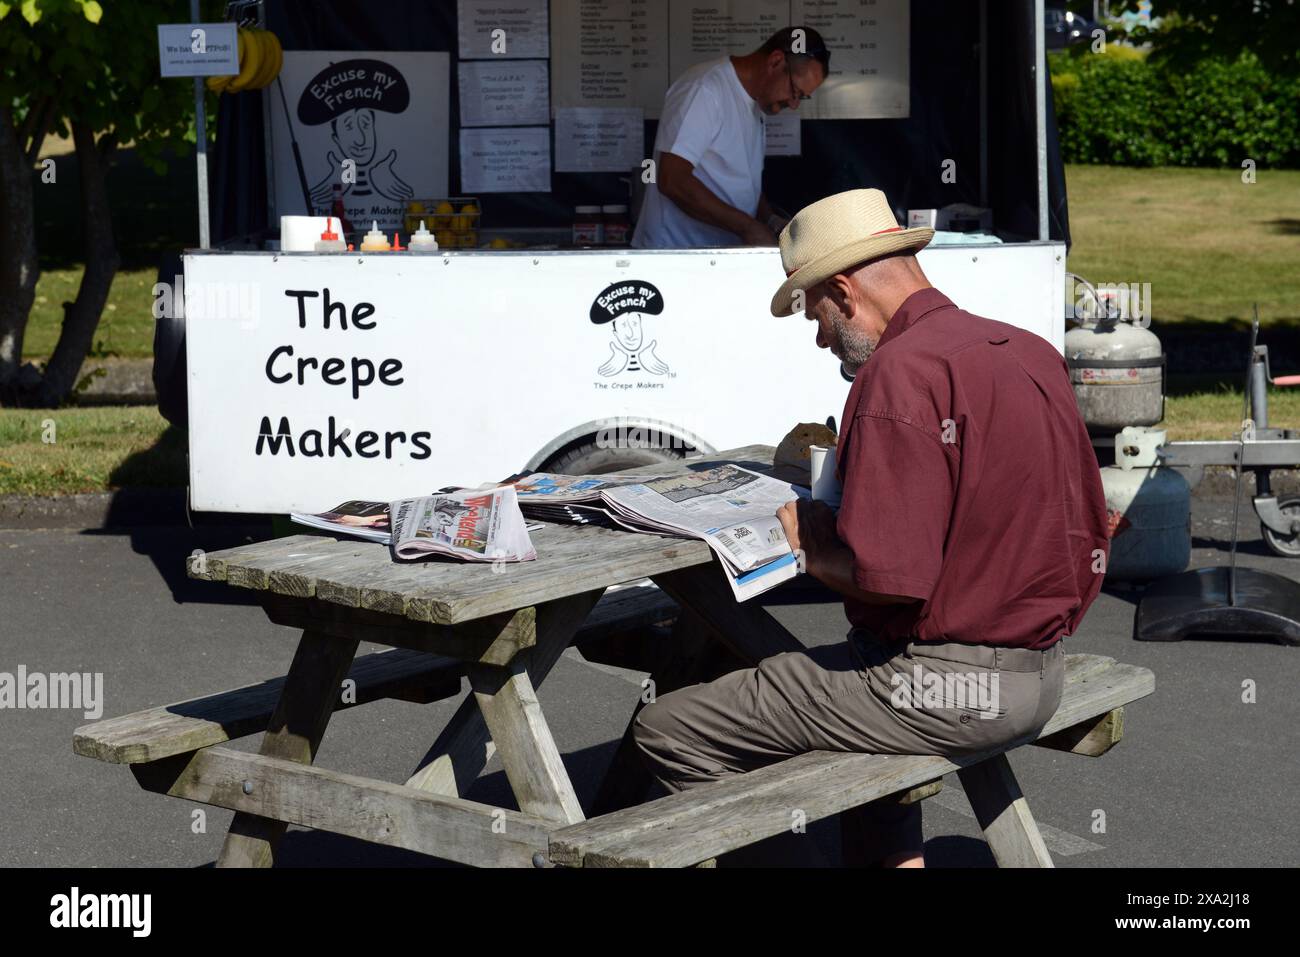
[157,23,239,77]
[555,108,644,172]
[764,112,801,156]
[459,59,551,127]
[184,242,1064,514]
[268,52,450,232]
[458,0,550,59]
[460,127,552,193]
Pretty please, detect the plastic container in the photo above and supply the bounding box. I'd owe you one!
[408,220,439,252]
[602,204,630,246]
[313,217,346,253]
[573,206,604,246]
[358,221,391,252]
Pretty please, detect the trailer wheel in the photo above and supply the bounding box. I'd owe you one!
[1262,496,1300,558]
[545,437,689,476]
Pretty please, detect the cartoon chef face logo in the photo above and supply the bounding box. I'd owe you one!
[299,58,416,209]
[590,281,671,377]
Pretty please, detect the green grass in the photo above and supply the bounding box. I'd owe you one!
[24,268,159,360]
[1165,390,1300,442]
[0,407,185,496]
[1064,165,1300,326]
[24,141,197,361]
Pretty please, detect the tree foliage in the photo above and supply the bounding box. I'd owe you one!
[1116,0,1300,77]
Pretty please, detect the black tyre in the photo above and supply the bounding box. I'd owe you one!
[152,252,187,428]
[545,437,688,476]
[1261,496,1300,558]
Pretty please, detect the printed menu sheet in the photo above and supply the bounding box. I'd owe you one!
[460,127,552,192]
[459,59,551,126]
[550,0,671,116]
[550,0,908,120]
[555,107,645,171]
[458,0,550,59]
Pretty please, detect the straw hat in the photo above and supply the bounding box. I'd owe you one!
[769,189,934,317]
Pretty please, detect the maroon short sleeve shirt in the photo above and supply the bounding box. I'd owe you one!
[834,288,1109,649]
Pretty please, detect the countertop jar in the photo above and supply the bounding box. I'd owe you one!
[603,204,630,246]
[573,206,604,246]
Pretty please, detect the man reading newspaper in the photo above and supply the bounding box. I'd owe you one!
[633,189,1109,867]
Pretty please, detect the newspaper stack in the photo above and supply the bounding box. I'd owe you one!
[512,473,671,529]
[388,487,536,563]
[516,465,802,601]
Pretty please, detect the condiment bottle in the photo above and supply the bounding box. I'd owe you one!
[359,221,391,252]
[391,232,405,251]
[573,205,604,246]
[314,217,346,253]
[330,184,354,238]
[408,220,439,252]
[602,204,630,246]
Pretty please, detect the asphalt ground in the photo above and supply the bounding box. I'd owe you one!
[1,493,1296,868]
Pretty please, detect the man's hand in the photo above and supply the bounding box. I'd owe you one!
[776,498,840,574]
[738,219,779,247]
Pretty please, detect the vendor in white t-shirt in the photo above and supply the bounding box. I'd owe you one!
[632,27,830,249]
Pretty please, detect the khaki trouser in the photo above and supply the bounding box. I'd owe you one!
[632,629,1065,863]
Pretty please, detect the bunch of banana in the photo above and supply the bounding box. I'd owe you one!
[207,26,283,94]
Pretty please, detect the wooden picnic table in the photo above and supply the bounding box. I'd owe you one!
[74,444,1155,867]
[88,445,817,866]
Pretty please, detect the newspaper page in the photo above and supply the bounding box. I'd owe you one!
[599,465,802,601]
[389,486,536,563]
[513,472,676,505]
[601,466,795,572]
[290,500,393,543]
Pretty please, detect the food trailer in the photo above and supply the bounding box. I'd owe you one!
[167,0,1072,514]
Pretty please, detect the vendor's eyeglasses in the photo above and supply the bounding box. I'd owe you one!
[785,61,813,105]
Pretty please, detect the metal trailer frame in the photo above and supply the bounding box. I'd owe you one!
[1156,344,1300,557]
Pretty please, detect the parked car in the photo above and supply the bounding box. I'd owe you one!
[1046,8,1095,48]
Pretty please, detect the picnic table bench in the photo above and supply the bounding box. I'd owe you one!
[74,446,1154,867]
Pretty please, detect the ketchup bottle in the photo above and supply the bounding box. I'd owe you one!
[330,183,354,240]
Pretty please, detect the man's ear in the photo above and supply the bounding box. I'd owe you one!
[826,273,855,316]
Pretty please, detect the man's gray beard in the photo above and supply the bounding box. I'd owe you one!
[831,312,876,375]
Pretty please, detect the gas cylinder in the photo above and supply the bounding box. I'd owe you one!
[1101,464,1191,580]
[1065,314,1164,433]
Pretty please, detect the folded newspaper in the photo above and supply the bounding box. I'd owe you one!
[515,466,802,601]
[291,487,536,564]
[389,487,536,563]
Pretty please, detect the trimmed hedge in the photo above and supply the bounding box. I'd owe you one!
[1050,48,1300,168]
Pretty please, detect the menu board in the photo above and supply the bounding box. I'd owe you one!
[550,0,909,120]
[792,0,910,120]
[666,0,791,80]
[550,0,670,116]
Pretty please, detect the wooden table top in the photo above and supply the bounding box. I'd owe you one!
[187,445,794,626]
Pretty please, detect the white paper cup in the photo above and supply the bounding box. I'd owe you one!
[810,445,842,507]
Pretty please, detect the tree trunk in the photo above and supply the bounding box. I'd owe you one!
[32,120,120,407]
[0,104,40,400]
